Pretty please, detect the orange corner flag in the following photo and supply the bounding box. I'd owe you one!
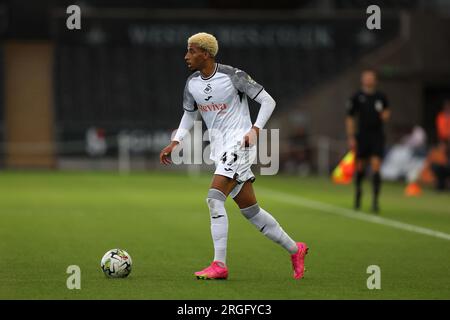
[332,150,355,184]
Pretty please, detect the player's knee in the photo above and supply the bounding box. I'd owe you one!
[206,188,227,218]
[206,188,226,203]
[240,203,260,220]
[371,158,381,171]
[242,205,279,235]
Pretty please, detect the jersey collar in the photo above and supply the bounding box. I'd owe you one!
[201,63,218,81]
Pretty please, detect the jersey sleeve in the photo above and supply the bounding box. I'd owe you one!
[230,68,264,100]
[183,79,197,112]
[346,94,358,116]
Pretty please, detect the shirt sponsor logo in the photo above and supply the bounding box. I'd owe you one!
[198,103,228,112]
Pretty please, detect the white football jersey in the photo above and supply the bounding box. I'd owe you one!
[183,63,263,161]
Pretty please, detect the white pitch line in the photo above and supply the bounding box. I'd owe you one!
[259,188,450,241]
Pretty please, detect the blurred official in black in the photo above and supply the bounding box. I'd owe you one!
[346,70,390,213]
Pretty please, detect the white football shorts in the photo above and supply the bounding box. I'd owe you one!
[214,146,257,198]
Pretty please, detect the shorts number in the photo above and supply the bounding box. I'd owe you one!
[220,152,238,165]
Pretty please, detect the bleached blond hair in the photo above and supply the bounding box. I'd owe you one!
[188,32,219,57]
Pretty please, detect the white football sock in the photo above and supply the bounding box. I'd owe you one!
[241,203,298,254]
[206,189,228,264]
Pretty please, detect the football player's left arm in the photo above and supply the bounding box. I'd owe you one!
[242,89,276,147]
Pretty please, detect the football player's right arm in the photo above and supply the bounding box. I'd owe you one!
[160,78,198,165]
[160,110,198,165]
[172,110,198,143]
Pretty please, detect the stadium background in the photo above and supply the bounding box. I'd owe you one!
[1,0,449,172]
[0,0,449,300]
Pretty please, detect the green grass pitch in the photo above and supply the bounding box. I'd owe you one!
[0,171,449,299]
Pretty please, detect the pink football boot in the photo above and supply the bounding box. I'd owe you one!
[291,242,309,280]
[194,261,228,280]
